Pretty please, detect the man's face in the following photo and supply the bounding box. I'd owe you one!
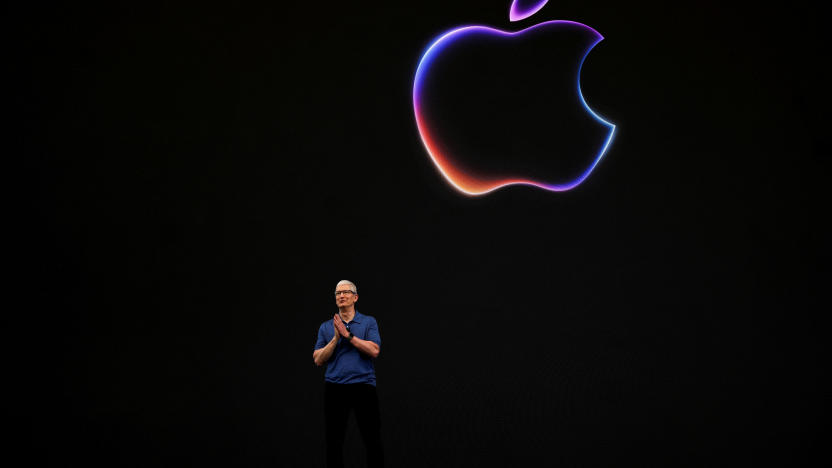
[334,285,358,308]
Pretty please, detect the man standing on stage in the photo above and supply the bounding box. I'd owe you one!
[313,280,383,468]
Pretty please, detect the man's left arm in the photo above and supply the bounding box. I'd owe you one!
[334,315,380,359]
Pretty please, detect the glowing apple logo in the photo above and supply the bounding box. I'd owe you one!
[413,0,616,195]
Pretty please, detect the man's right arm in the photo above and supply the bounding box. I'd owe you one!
[313,330,339,366]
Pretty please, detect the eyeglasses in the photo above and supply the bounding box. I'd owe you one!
[334,290,355,297]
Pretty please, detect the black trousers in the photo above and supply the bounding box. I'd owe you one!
[324,382,384,468]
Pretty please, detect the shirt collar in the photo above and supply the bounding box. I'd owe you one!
[349,310,363,324]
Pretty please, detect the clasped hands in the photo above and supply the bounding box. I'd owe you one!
[331,314,350,342]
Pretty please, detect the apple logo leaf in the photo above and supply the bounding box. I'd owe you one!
[509,0,550,22]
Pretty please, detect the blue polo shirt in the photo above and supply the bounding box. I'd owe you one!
[315,311,381,386]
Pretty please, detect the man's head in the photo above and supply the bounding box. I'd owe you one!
[334,280,358,309]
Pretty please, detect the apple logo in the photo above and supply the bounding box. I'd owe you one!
[413,0,616,195]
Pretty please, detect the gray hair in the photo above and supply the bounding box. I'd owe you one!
[336,280,357,294]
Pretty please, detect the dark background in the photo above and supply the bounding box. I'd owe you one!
[14,0,828,466]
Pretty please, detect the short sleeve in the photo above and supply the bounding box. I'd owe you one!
[365,317,381,347]
[314,322,329,351]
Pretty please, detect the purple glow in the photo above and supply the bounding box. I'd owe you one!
[510,0,549,22]
[413,21,617,195]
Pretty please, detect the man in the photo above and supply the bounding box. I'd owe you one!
[313,280,383,468]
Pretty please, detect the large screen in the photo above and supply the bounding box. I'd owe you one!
[16,1,827,466]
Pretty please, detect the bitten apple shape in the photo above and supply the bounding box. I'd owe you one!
[413,1,616,195]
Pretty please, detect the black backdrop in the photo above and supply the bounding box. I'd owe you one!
[15,1,828,467]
